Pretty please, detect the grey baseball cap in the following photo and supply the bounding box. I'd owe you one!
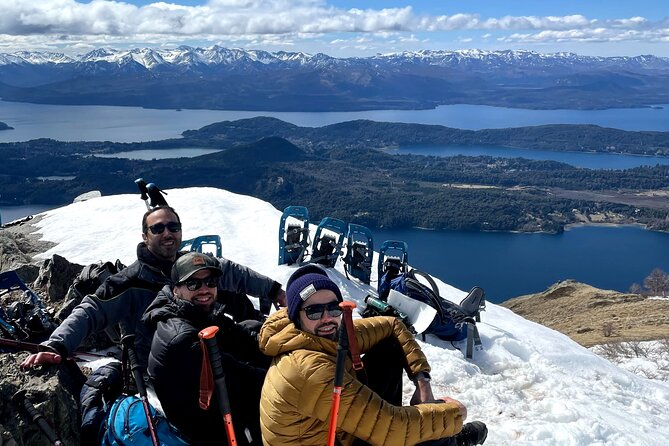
[171,252,221,284]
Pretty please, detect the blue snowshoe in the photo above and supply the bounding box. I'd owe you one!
[377,240,409,286]
[343,224,374,284]
[278,206,310,265]
[309,217,347,268]
[181,235,223,257]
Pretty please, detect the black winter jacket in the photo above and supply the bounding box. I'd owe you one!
[44,242,281,370]
[143,287,267,445]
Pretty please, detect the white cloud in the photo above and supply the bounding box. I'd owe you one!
[0,0,666,55]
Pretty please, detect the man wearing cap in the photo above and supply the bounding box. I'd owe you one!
[22,205,285,372]
[143,251,269,446]
[258,265,487,446]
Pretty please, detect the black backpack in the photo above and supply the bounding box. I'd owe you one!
[71,260,126,300]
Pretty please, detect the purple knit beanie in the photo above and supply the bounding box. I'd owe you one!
[286,265,343,323]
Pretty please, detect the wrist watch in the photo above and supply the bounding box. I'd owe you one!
[414,371,432,383]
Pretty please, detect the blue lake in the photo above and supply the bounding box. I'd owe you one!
[374,225,669,303]
[396,145,669,169]
[0,204,53,225]
[94,147,221,160]
[1,100,668,143]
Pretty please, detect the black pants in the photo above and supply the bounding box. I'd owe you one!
[219,351,266,446]
[351,338,456,446]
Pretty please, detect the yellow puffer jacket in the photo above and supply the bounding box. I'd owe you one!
[258,309,463,446]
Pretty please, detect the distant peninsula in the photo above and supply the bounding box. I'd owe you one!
[0,121,13,131]
[3,117,669,234]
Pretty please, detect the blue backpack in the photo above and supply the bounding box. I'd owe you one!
[102,394,190,446]
[378,269,479,342]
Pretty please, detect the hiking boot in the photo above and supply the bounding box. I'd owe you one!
[455,421,488,446]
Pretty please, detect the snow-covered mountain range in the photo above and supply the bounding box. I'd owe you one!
[2,46,668,70]
[1,46,668,111]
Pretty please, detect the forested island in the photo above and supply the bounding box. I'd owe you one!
[3,118,669,233]
[0,121,13,130]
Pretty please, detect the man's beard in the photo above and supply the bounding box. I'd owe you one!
[315,322,339,341]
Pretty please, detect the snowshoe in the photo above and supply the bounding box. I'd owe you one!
[278,206,310,265]
[377,240,409,282]
[309,217,346,268]
[181,235,223,257]
[343,224,374,284]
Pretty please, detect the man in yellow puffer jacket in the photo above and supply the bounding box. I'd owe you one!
[258,265,487,446]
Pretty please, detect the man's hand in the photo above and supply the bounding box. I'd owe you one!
[440,396,467,421]
[274,289,287,308]
[411,379,435,405]
[20,351,62,370]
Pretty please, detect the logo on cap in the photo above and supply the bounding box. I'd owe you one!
[191,255,206,266]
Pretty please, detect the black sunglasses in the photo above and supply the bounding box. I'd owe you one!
[148,221,182,235]
[182,276,218,291]
[302,301,343,321]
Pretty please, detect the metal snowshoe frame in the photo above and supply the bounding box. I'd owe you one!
[181,235,223,257]
[343,224,374,284]
[377,240,409,282]
[309,217,347,268]
[278,206,310,265]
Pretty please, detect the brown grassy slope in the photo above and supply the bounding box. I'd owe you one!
[501,280,669,347]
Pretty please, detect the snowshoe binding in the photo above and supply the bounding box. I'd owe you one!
[309,217,346,268]
[278,206,310,265]
[343,224,374,284]
[377,240,409,284]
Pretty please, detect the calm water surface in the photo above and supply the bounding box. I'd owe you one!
[1,100,668,143]
[397,145,669,169]
[94,148,221,160]
[374,225,669,303]
[0,205,53,225]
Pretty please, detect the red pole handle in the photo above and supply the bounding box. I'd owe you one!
[198,326,238,446]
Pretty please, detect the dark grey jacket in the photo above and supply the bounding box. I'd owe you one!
[143,287,267,445]
[43,242,281,369]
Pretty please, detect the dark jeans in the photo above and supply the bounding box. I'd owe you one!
[351,338,456,446]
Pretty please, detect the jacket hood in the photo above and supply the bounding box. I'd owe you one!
[142,284,219,331]
[258,308,338,358]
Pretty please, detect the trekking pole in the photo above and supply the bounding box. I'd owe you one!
[12,390,63,446]
[327,301,357,446]
[121,335,160,446]
[198,326,237,446]
[0,337,114,360]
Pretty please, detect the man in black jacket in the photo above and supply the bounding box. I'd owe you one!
[21,205,285,371]
[143,251,267,446]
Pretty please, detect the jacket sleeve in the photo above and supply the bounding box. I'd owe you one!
[353,316,431,378]
[297,354,463,446]
[216,257,282,315]
[43,290,137,357]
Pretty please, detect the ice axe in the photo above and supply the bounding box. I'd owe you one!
[12,389,63,446]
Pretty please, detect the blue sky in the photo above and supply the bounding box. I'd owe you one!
[1,1,668,57]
